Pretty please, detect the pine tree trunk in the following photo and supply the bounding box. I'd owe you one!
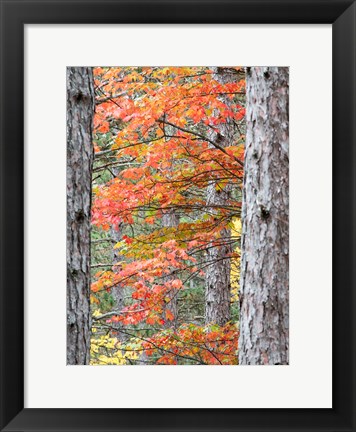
[204,187,232,326]
[67,67,95,365]
[239,67,289,365]
[204,67,240,326]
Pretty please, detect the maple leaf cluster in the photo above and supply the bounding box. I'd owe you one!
[90,67,245,365]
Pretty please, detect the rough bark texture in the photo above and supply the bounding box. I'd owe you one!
[239,67,289,365]
[204,188,232,326]
[67,67,95,365]
[204,67,242,326]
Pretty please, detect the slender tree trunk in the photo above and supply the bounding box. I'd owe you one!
[111,225,125,312]
[110,223,129,343]
[159,137,180,329]
[162,210,180,328]
[204,67,240,326]
[67,67,95,365]
[204,187,232,326]
[239,67,289,365]
[108,164,127,341]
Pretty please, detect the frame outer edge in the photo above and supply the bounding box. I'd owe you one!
[0,0,355,431]
[0,1,25,431]
[333,2,356,430]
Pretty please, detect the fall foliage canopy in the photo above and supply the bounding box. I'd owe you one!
[90,66,245,365]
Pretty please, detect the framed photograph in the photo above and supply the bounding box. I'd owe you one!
[0,0,355,431]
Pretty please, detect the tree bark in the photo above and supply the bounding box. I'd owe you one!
[162,210,180,328]
[204,67,240,326]
[239,67,289,365]
[67,67,95,365]
[110,224,129,343]
[110,225,125,312]
[204,186,232,326]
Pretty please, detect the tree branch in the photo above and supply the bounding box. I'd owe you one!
[158,118,244,167]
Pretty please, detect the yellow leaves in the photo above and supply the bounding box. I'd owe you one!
[231,217,242,235]
[230,217,241,303]
[119,348,140,362]
[90,332,141,365]
[113,240,125,250]
[215,180,229,191]
[90,295,100,305]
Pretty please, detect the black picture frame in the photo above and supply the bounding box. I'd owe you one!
[1,0,355,431]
